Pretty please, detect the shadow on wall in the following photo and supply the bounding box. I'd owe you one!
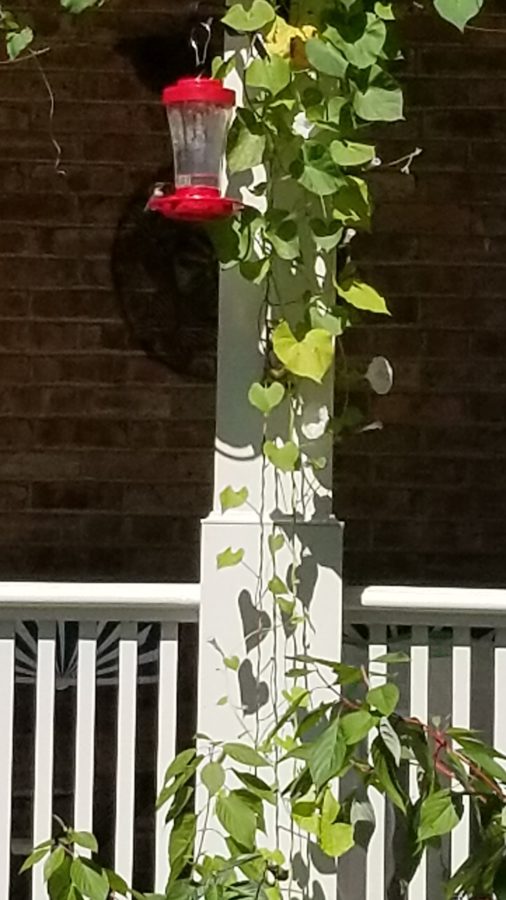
[111,179,219,382]
[112,29,221,382]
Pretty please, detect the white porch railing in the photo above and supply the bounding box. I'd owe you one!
[0,582,199,900]
[342,584,506,900]
[5,580,506,900]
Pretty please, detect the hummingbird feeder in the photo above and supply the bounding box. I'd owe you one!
[148,76,244,222]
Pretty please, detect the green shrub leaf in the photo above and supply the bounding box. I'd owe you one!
[70,858,109,900]
[223,742,269,767]
[201,761,226,796]
[320,820,355,857]
[418,790,460,842]
[340,710,376,746]
[216,793,257,849]
[67,831,98,853]
[367,683,399,717]
[44,847,66,882]
[309,719,347,789]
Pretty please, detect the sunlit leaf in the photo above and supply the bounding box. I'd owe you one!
[338,279,390,315]
[340,710,376,746]
[379,717,401,766]
[67,831,99,853]
[201,761,226,796]
[222,0,276,33]
[264,440,300,472]
[220,486,249,513]
[246,55,291,96]
[217,547,245,569]
[330,140,375,167]
[223,742,269,768]
[433,0,483,31]
[248,382,285,415]
[418,790,460,842]
[353,85,403,122]
[273,322,334,384]
[305,37,347,77]
[44,847,66,882]
[6,26,33,59]
[70,858,109,900]
[367,683,399,717]
[216,792,257,849]
[320,820,354,857]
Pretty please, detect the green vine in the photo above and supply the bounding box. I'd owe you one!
[6,1,503,899]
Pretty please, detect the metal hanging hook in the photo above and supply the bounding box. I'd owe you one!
[190,17,213,69]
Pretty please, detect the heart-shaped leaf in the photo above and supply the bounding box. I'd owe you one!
[246,55,291,96]
[224,655,240,670]
[309,219,343,253]
[273,322,334,383]
[217,547,245,569]
[353,85,403,122]
[320,820,355,858]
[264,440,300,472]
[326,15,386,69]
[220,486,249,512]
[268,533,285,555]
[6,26,33,60]
[61,0,101,10]
[248,382,285,414]
[305,38,347,78]
[330,140,375,167]
[433,0,483,31]
[222,0,276,33]
[228,122,266,174]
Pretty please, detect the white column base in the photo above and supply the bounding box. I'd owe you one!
[198,513,344,755]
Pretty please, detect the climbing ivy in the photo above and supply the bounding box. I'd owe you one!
[7,1,504,899]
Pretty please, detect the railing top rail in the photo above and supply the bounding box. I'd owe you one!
[0,582,200,622]
[345,585,506,627]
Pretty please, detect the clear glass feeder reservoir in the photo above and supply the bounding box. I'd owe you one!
[148,77,243,221]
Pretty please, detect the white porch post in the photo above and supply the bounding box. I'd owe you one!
[198,265,344,741]
[197,41,343,876]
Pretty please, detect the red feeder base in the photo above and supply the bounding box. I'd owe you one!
[148,186,243,221]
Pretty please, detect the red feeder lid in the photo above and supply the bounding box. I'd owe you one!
[162,77,235,108]
[148,186,243,221]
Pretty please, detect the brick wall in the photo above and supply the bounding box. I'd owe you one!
[1,2,506,587]
[336,1,506,586]
[0,0,216,581]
